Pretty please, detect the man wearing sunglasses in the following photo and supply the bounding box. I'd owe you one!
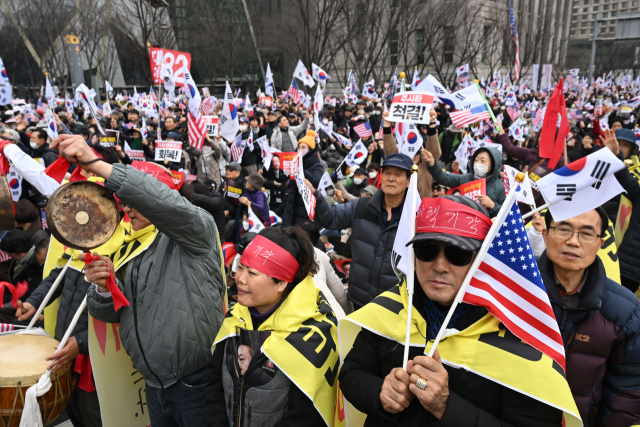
[539,207,640,426]
[339,195,563,426]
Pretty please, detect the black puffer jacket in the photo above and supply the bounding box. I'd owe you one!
[26,266,92,354]
[283,147,324,226]
[313,189,402,309]
[339,292,562,426]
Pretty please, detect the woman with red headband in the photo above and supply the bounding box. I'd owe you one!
[205,227,341,427]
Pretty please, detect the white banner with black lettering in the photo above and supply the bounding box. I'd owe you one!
[155,141,183,162]
[294,154,316,220]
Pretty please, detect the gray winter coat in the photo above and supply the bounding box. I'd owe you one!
[187,139,222,186]
[428,147,505,217]
[87,163,226,389]
[269,117,309,151]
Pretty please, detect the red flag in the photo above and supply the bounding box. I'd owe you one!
[538,79,570,169]
[0,280,28,308]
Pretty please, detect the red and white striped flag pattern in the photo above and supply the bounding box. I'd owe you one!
[0,323,14,333]
[449,104,492,128]
[531,109,544,127]
[353,121,373,138]
[188,111,206,150]
[200,96,216,116]
[0,250,10,263]
[506,106,519,121]
[230,134,246,162]
[465,197,566,370]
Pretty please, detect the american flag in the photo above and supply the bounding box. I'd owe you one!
[465,198,566,371]
[41,210,48,229]
[353,121,373,138]
[509,1,520,83]
[149,87,158,103]
[187,110,206,150]
[200,96,216,116]
[287,79,305,103]
[449,104,492,128]
[506,106,519,121]
[230,134,246,162]
[36,98,47,115]
[531,109,544,127]
[0,250,9,263]
[0,323,14,333]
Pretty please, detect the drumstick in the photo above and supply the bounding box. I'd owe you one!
[17,299,25,313]
[27,258,73,330]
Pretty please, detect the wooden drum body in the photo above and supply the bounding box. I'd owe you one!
[0,334,77,427]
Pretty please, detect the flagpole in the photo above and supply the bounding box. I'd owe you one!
[427,173,525,358]
[402,166,419,371]
[475,79,501,133]
[521,201,552,220]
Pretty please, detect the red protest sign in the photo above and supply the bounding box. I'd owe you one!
[446,178,486,202]
[275,152,299,179]
[149,47,192,87]
[259,96,273,107]
[170,170,185,190]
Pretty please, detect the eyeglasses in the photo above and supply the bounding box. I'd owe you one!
[414,242,476,266]
[549,227,601,244]
[361,191,372,196]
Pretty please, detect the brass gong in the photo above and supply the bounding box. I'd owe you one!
[0,175,15,232]
[46,181,119,250]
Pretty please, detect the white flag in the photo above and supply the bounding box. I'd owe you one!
[247,207,266,233]
[537,148,625,221]
[362,80,378,99]
[46,110,58,140]
[0,57,13,105]
[245,94,253,115]
[75,84,104,135]
[391,172,420,278]
[394,122,423,157]
[344,140,368,167]
[454,134,475,174]
[103,101,112,119]
[503,165,535,205]
[311,63,331,87]
[220,81,239,143]
[105,81,113,92]
[314,85,324,113]
[418,75,483,110]
[318,171,334,197]
[182,62,201,119]
[293,60,315,87]
[265,63,275,97]
[411,68,421,91]
[161,57,175,94]
[45,75,55,107]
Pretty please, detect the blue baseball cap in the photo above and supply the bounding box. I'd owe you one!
[383,153,413,171]
[615,128,635,144]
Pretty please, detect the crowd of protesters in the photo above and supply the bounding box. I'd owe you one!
[0,72,639,427]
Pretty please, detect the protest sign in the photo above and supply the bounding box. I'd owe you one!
[203,115,219,137]
[258,96,273,107]
[99,129,119,147]
[149,47,192,87]
[89,316,151,427]
[155,141,183,162]
[387,91,434,124]
[170,170,185,189]
[446,178,486,202]
[276,152,300,179]
[294,154,316,220]
[124,141,145,161]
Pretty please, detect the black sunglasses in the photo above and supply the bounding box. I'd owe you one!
[414,242,476,266]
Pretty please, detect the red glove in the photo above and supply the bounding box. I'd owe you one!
[84,253,130,311]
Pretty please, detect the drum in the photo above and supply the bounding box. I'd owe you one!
[0,334,77,427]
[46,180,119,251]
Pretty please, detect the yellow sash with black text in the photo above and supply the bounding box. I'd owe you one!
[338,282,582,427]
[213,276,343,427]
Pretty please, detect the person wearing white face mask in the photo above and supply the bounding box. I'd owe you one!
[346,167,369,197]
[424,147,505,217]
[237,116,263,179]
[28,128,58,167]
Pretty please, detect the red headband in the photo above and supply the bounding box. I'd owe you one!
[415,197,492,240]
[131,161,177,190]
[240,235,299,283]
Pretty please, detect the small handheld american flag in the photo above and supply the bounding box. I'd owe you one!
[353,121,373,138]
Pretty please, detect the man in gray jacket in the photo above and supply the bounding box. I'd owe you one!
[51,134,226,427]
[269,111,310,152]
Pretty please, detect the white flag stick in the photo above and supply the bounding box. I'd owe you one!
[27,258,72,330]
[402,166,419,371]
[427,173,525,358]
[521,201,552,220]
